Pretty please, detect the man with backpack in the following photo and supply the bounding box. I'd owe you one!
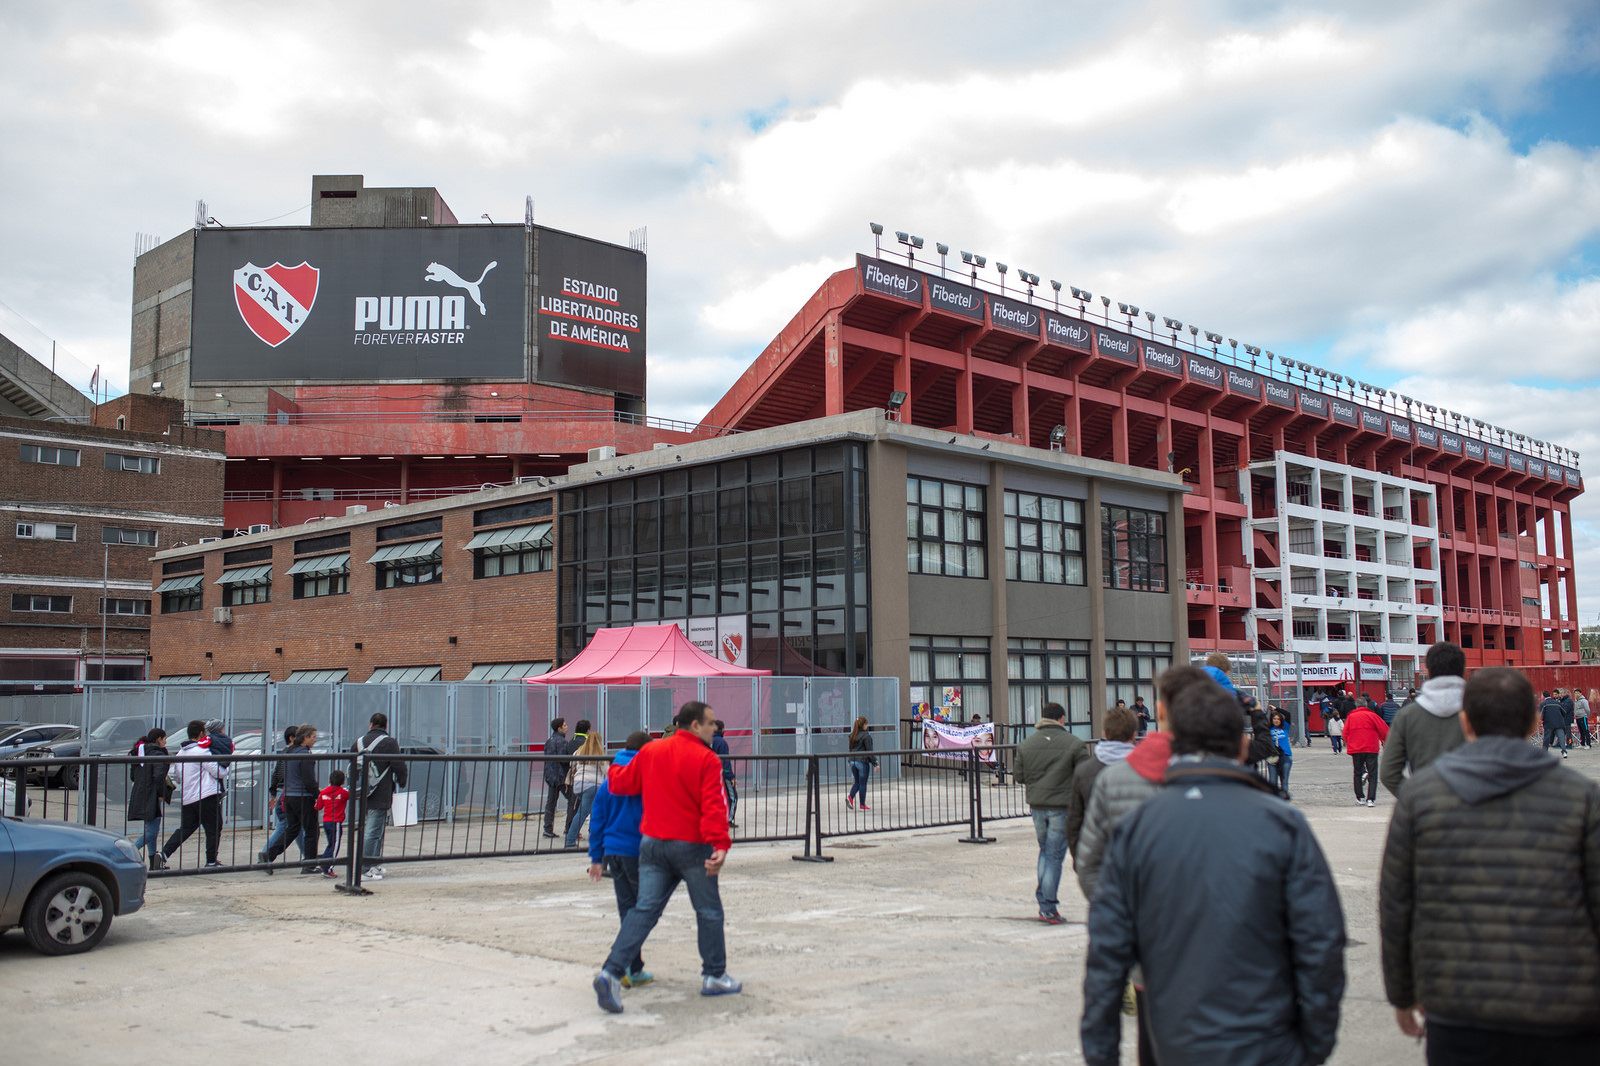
[353,712,407,881]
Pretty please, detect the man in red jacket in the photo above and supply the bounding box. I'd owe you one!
[593,700,738,1013]
[1344,698,1389,807]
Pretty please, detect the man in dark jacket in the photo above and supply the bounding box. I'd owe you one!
[542,717,573,838]
[1067,707,1136,861]
[1381,667,1600,1063]
[1082,682,1345,1066]
[1379,641,1467,797]
[354,712,407,881]
[1011,702,1089,924]
[1377,694,1400,726]
[1541,691,1570,757]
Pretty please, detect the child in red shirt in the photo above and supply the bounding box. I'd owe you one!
[315,770,351,879]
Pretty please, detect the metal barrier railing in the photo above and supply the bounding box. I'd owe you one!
[3,745,1032,887]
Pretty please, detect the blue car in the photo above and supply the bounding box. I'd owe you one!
[0,815,148,955]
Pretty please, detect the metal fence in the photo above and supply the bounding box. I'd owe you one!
[4,743,1028,886]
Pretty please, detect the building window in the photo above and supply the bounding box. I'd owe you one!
[15,522,76,541]
[910,634,991,719]
[296,571,349,598]
[468,522,554,579]
[100,598,151,616]
[102,526,158,547]
[906,476,986,578]
[103,453,160,474]
[12,594,72,613]
[1007,638,1092,736]
[218,565,272,606]
[20,444,79,466]
[162,588,202,613]
[1105,640,1173,713]
[1004,492,1085,584]
[371,539,443,589]
[376,516,443,543]
[1102,505,1167,592]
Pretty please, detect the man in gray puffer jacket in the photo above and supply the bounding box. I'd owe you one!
[1379,641,1467,797]
[1380,667,1600,1063]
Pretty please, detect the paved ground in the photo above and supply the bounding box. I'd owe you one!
[6,741,1596,1064]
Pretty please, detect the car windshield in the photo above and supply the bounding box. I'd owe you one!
[89,719,136,739]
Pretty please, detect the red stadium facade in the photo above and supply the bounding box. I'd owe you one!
[705,253,1583,676]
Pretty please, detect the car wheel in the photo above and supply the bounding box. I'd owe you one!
[21,871,114,956]
[60,764,80,790]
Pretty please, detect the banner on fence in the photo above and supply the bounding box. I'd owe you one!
[920,718,996,763]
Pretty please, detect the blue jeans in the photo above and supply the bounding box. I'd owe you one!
[263,801,310,858]
[847,760,872,804]
[565,786,598,848]
[1031,807,1069,916]
[1274,758,1293,794]
[603,836,726,979]
[320,821,342,869]
[606,854,645,976]
[362,802,388,872]
[139,817,162,856]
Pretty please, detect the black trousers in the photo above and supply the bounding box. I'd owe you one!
[1352,752,1379,801]
[542,780,575,833]
[265,795,318,868]
[163,794,221,864]
[1427,1021,1599,1066]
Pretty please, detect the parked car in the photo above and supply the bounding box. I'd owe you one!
[11,730,85,789]
[83,716,153,756]
[0,724,77,759]
[0,814,147,955]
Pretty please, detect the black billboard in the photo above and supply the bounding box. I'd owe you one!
[1187,355,1224,389]
[1359,408,1387,434]
[989,296,1040,338]
[928,275,984,320]
[1389,416,1413,441]
[1094,327,1139,365]
[1225,367,1261,399]
[191,226,528,381]
[1416,424,1439,448]
[1329,397,1359,427]
[1044,312,1092,351]
[858,255,923,304]
[1263,378,1297,409]
[535,228,647,396]
[1141,340,1184,377]
[1299,390,1329,418]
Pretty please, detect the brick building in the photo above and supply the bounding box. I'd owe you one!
[148,482,557,683]
[1,394,225,685]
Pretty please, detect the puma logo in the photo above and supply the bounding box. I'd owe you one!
[424,261,497,315]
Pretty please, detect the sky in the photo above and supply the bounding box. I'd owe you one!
[2,0,1598,622]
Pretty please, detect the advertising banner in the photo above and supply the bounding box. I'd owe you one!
[1141,340,1184,376]
[1359,408,1386,434]
[535,227,647,396]
[1389,416,1412,441]
[1186,355,1224,389]
[1093,326,1140,365]
[1567,468,1582,488]
[1508,451,1527,474]
[715,614,748,667]
[191,226,528,381]
[989,295,1041,338]
[1329,397,1359,427]
[1298,389,1329,417]
[1487,445,1507,467]
[687,617,717,659]
[1225,366,1261,399]
[919,718,997,763]
[1463,438,1486,461]
[1044,312,1093,351]
[1528,457,1546,478]
[858,255,923,304]
[1267,661,1389,684]
[928,275,984,321]
[1438,431,1463,454]
[1415,424,1440,449]
[1263,378,1297,409]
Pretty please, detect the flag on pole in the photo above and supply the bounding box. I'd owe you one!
[89,365,99,399]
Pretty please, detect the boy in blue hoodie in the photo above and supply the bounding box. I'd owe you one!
[588,730,652,988]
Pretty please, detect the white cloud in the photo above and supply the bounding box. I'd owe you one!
[697,257,841,342]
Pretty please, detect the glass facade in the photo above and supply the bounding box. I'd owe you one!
[1102,505,1168,592]
[1004,491,1085,584]
[1105,640,1173,712]
[1007,638,1092,736]
[909,634,991,719]
[906,476,986,578]
[557,442,870,675]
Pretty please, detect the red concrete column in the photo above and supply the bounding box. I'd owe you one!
[1112,404,1129,465]
[1067,391,1082,455]
[400,458,411,505]
[1012,381,1030,443]
[270,461,282,528]
[956,343,974,433]
[824,318,844,416]
[895,333,914,424]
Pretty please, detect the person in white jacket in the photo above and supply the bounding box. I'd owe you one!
[160,720,226,867]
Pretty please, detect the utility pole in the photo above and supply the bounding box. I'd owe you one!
[99,545,108,682]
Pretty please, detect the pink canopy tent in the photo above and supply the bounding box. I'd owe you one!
[527,624,771,685]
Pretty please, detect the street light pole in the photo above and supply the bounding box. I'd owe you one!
[99,544,108,682]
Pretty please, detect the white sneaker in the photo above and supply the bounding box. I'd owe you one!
[366,869,384,881]
[1366,799,1375,807]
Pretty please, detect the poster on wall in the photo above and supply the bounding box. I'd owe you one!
[941,686,963,717]
[687,617,717,658]
[920,718,996,763]
[715,614,749,667]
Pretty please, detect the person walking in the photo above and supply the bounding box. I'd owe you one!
[1011,701,1089,925]
[1082,681,1345,1066]
[1326,706,1345,755]
[587,730,652,990]
[564,729,607,849]
[1378,692,1400,726]
[1581,689,1595,749]
[1132,696,1152,736]
[127,727,172,871]
[542,717,574,838]
[845,716,876,811]
[711,719,738,827]
[592,701,739,1013]
[1379,641,1467,797]
[1067,707,1136,860]
[1380,667,1600,1064]
[353,712,407,881]
[1344,698,1389,806]
[160,721,226,868]
[1541,691,1570,758]
[1270,709,1294,799]
[315,769,350,878]
[260,724,321,874]
[260,725,300,869]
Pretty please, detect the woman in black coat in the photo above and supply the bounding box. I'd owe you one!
[128,728,172,870]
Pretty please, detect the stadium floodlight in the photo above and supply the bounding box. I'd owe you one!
[869,222,884,235]
[960,250,975,264]
[1360,382,1371,392]
[886,390,907,421]
[1144,311,1155,323]
[1050,280,1063,292]
[1205,331,1223,344]
[1101,295,1111,308]
[936,242,949,255]
[1227,338,1238,351]
[1189,325,1200,336]
[1070,286,1091,302]
[1164,317,1183,330]
[1244,344,1261,357]
[1126,304,1140,317]
[1314,368,1327,377]
[996,262,1008,274]
[1049,425,1066,452]
[1331,373,1344,384]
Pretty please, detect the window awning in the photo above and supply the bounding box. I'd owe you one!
[368,539,443,564]
[159,674,202,683]
[464,661,552,681]
[286,553,350,576]
[364,665,442,683]
[155,574,204,593]
[218,672,270,683]
[216,564,272,586]
[284,669,349,684]
[464,522,553,551]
